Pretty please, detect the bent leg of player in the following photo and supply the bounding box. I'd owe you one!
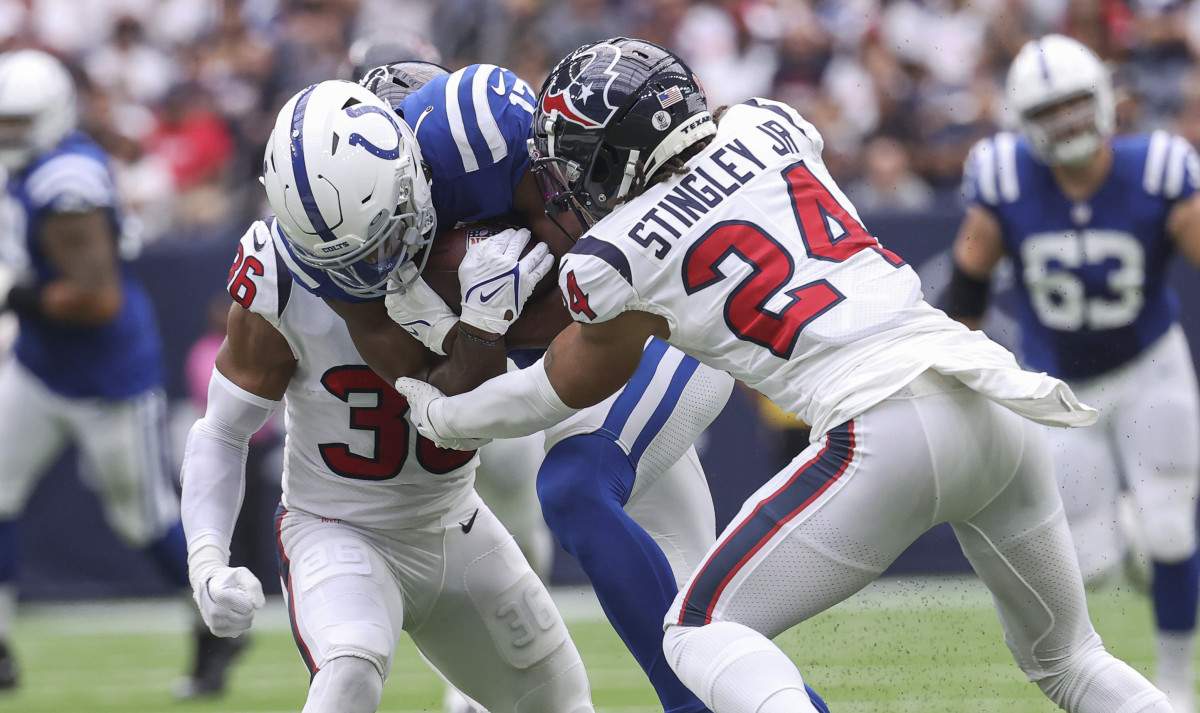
[1112,327,1200,711]
[539,342,734,713]
[949,396,1172,711]
[0,360,71,688]
[474,433,553,579]
[278,511,401,713]
[664,372,1169,713]
[448,434,552,713]
[405,492,593,713]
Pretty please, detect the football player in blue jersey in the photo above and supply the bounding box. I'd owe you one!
[368,57,829,713]
[944,34,1200,712]
[0,49,244,697]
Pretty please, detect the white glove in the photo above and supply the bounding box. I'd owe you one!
[458,228,553,335]
[385,275,458,355]
[394,376,491,451]
[189,546,265,638]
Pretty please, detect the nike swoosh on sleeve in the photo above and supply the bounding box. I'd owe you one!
[491,72,505,95]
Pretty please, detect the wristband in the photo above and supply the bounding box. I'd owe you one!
[457,324,500,348]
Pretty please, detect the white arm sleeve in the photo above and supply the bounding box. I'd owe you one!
[430,359,579,440]
[180,369,280,578]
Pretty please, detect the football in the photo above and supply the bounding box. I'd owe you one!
[419,222,554,314]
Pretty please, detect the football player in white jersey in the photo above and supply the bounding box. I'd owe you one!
[945,35,1200,712]
[179,90,594,712]
[395,38,1176,712]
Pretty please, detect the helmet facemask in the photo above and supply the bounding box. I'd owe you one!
[1022,91,1105,166]
[287,169,436,297]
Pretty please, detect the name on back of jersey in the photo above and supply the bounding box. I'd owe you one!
[625,118,802,261]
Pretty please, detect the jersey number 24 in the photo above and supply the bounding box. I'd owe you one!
[683,161,902,358]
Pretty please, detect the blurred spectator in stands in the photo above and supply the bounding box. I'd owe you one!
[78,77,176,246]
[1126,0,1193,129]
[847,134,935,212]
[534,0,626,70]
[86,15,178,107]
[145,82,234,231]
[270,0,354,102]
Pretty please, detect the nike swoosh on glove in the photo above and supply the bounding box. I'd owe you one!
[458,228,553,335]
[196,566,265,638]
[394,376,491,451]
[385,274,458,355]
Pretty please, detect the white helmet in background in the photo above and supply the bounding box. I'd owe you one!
[0,49,77,172]
[262,80,435,298]
[1006,34,1115,166]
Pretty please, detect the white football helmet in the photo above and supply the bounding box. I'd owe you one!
[0,49,77,172]
[262,80,435,297]
[1006,34,1115,166]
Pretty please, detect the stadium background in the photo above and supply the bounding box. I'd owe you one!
[5,0,1200,600]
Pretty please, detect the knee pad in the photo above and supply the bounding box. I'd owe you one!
[464,542,569,670]
[303,655,384,713]
[663,622,814,713]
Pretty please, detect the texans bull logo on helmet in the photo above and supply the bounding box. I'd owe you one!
[539,42,625,129]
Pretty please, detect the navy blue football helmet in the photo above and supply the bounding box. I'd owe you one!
[529,37,714,233]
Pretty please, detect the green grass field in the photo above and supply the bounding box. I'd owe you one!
[0,576,1165,713]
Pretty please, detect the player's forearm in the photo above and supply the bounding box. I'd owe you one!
[425,323,509,394]
[7,280,122,324]
[180,371,279,560]
[427,359,579,440]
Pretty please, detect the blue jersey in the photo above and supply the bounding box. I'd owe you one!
[7,132,163,398]
[964,131,1196,380]
[399,63,536,232]
[286,64,538,304]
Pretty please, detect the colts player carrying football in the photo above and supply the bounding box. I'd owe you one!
[180,81,594,713]
[945,35,1200,713]
[395,37,1176,713]
[371,58,830,713]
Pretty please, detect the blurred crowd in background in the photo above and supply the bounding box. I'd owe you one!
[2,0,1200,245]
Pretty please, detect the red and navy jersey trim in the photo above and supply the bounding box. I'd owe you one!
[677,420,856,627]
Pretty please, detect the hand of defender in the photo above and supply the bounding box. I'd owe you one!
[385,274,458,355]
[394,376,491,451]
[195,566,265,638]
[458,228,553,336]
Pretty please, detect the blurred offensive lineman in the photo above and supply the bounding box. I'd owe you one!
[179,82,594,713]
[944,35,1200,712]
[0,49,243,696]
[396,37,1177,712]
[370,60,831,713]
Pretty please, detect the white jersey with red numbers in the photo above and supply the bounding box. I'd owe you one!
[558,100,1094,440]
[227,220,479,525]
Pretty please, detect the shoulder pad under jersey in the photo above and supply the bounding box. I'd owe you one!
[558,237,639,324]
